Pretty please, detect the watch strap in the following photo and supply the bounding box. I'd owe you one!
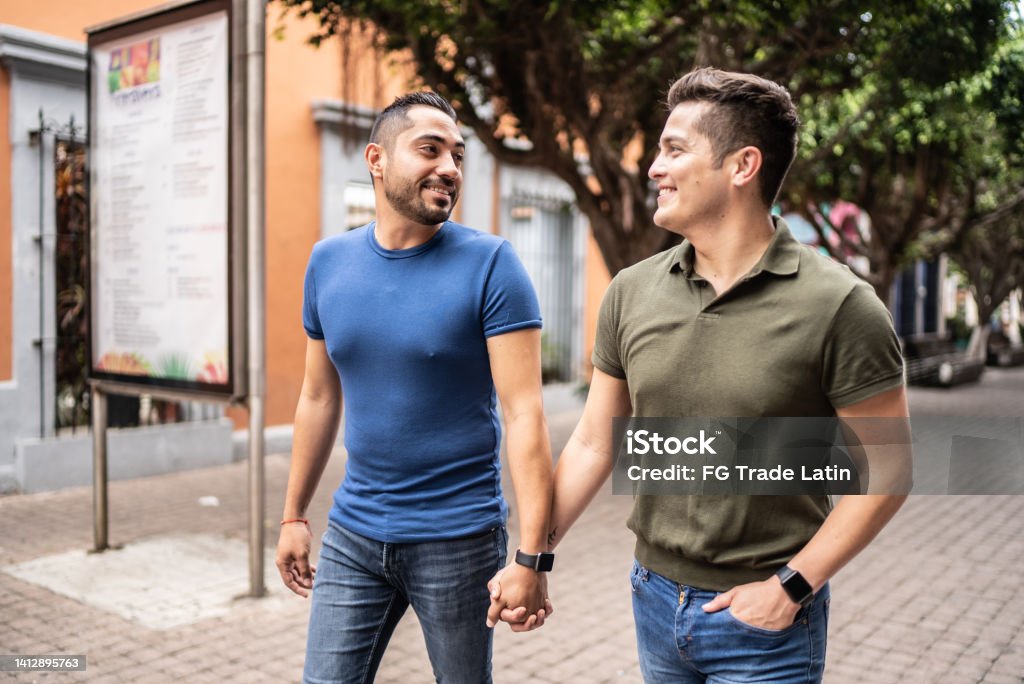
[514,549,555,572]
[775,565,814,608]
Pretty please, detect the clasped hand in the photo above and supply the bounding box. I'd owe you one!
[485,564,553,632]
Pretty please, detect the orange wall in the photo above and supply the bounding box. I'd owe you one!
[257,16,340,429]
[0,1,154,41]
[0,66,10,381]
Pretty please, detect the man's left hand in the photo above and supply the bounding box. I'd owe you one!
[701,577,802,631]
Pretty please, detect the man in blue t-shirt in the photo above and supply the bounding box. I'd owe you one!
[275,92,554,683]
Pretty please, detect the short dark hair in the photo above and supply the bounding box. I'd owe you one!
[369,91,458,150]
[667,68,799,207]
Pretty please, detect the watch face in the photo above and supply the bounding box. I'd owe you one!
[782,574,813,605]
[537,554,554,572]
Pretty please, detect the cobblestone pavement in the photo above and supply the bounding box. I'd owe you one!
[1,369,1023,683]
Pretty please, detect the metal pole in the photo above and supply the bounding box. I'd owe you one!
[230,0,249,399]
[37,109,46,438]
[91,385,109,551]
[246,0,266,598]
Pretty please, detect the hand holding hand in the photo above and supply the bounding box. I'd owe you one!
[701,577,801,631]
[485,564,553,632]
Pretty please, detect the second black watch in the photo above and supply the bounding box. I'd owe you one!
[514,549,555,572]
[774,565,814,608]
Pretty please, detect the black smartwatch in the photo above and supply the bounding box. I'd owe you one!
[514,549,555,572]
[774,565,814,608]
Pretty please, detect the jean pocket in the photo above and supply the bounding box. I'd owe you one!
[725,606,806,637]
[493,526,509,567]
[629,560,649,593]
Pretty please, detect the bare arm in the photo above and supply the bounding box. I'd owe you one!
[547,368,633,551]
[784,385,911,590]
[484,329,553,624]
[486,367,632,631]
[703,385,911,627]
[275,338,342,597]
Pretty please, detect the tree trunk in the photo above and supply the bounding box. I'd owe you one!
[582,188,679,276]
[966,325,991,363]
[870,255,896,311]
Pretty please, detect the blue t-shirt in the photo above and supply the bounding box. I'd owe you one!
[302,221,542,542]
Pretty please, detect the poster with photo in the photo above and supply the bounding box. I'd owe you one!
[89,3,233,394]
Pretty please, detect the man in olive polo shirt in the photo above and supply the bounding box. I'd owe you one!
[493,68,909,681]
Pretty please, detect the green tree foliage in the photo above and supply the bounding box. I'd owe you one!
[277,0,1016,288]
[785,2,1018,303]
[947,20,1024,356]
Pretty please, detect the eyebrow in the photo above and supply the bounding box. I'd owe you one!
[659,134,691,147]
[413,133,466,148]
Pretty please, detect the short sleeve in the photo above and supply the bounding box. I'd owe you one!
[591,277,626,379]
[822,282,905,407]
[481,241,542,337]
[302,252,324,340]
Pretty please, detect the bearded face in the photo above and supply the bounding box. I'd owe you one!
[382,168,458,226]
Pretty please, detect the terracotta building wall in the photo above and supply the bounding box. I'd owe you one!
[257,16,340,428]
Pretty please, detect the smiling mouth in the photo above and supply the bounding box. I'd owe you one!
[657,188,677,203]
[423,183,454,199]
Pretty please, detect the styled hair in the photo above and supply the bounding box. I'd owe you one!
[369,91,458,149]
[667,68,799,207]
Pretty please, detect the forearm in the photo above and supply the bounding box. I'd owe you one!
[787,386,913,592]
[281,394,341,519]
[505,411,553,553]
[546,427,615,551]
[788,494,907,592]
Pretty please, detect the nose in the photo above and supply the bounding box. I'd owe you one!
[437,151,460,180]
[648,152,665,180]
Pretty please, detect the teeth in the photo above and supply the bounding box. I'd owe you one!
[659,188,676,196]
[426,186,451,196]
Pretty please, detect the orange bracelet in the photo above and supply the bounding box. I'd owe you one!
[280,518,310,527]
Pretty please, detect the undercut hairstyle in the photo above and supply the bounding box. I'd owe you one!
[667,68,800,207]
[369,91,458,151]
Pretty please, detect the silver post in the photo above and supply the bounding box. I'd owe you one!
[91,385,109,551]
[245,0,266,598]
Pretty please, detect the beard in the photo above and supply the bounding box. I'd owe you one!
[383,173,458,226]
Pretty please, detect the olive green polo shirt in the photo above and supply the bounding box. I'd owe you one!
[593,217,904,591]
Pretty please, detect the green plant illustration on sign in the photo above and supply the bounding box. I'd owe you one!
[158,353,193,380]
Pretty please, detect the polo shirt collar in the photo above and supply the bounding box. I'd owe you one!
[670,215,802,279]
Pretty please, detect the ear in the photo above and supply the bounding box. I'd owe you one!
[365,142,385,181]
[729,146,762,191]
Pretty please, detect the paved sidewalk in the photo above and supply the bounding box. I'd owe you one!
[2,372,1024,683]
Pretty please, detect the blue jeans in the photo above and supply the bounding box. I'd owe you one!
[631,560,829,683]
[303,522,508,684]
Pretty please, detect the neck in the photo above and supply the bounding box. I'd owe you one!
[688,208,776,291]
[372,201,443,250]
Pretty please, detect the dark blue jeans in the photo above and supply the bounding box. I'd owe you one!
[631,560,830,683]
[303,522,508,684]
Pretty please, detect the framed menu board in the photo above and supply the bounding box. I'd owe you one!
[87,0,241,397]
